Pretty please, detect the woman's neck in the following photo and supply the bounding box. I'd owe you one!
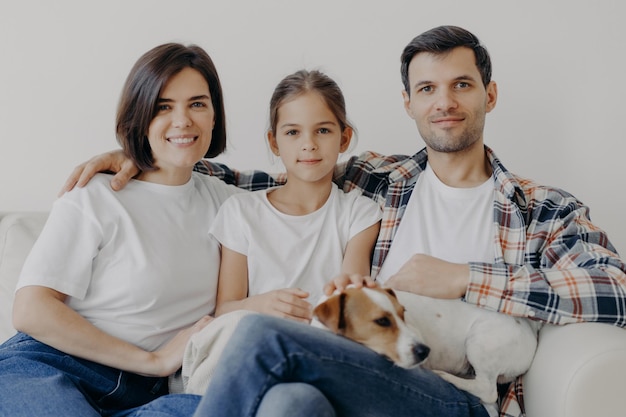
[136,167,193,186]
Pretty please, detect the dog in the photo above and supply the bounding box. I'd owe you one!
[313,287,539,404]
[312,286,430,367]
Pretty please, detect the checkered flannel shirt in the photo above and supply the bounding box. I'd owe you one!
[195,145,626,416]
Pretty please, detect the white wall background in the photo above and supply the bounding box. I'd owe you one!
[1,0,625,255]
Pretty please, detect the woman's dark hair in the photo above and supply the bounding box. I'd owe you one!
[268,69,354,135]
[400,25,492,95]
[116,43,226,171]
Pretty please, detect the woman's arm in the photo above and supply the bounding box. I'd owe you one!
[215,247,311,322]
[13,285,212,377]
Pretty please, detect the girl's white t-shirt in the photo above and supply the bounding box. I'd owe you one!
[17,172,241,351]
[210,184,382,304]
[377,163,495,282]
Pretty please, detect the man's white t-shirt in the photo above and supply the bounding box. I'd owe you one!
[210,184,382,304]
[17,172,241,351]
[377,163,495,282]
[376,163,497,417]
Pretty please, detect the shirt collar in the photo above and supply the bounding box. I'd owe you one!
[371,145,528,211]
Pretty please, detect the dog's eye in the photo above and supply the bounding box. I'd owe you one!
[374,317,392,327]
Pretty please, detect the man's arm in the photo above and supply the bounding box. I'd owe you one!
[385,254,470,299]
[59,150,139,194]
[193,160,286,190]
[60,148,361,193]
[387,188,626,327]
[60,150,290,193]
[466,199,626,326]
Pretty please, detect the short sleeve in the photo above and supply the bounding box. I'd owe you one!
[17,198,102,299]
[209,195,250,256]
[348,191,382,240]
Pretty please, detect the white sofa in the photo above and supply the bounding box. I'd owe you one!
[1,211,626,416]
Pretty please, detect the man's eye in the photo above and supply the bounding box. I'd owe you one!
[457,82,470,89]
[419,86,433,93]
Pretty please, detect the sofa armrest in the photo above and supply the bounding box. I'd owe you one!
[0,212,48,343]
[523,322,626,417]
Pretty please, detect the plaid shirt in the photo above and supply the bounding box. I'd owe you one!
[196,145,626,416]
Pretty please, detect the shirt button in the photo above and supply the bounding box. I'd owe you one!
[528,310,536,317]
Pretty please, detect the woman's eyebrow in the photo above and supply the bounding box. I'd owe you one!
[189,94,211,101]
[157,94,210,102]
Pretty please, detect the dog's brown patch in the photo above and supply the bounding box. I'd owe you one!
[314,287,408,364]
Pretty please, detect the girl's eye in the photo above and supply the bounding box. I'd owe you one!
[285,129,298,136]
[318,127,331,134]
[157,104,171,112]
[191,102,206,108]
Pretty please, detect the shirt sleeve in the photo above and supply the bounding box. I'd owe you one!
[17,197,101,299]
[209,195,249,256]
[465,190,626,326]
[348,191,382,240]
[194,160,286,190]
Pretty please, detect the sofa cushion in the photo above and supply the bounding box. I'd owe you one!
[0,212,48,343]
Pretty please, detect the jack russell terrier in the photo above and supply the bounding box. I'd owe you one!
[313,286,539,404]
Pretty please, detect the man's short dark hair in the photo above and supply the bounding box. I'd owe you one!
[401,25,492,95]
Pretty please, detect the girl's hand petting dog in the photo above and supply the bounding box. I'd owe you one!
[324,273,378,296]
[244,288,313,323]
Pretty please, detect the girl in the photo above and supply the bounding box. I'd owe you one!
[211,70,381,322]
[0,43,239,416]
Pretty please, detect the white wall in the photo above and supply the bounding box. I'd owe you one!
[1,0,625,255]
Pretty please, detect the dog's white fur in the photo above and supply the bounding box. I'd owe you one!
[314,287,540,404]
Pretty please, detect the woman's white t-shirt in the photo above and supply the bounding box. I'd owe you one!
[17,172,241,351]
[210,184,382,304]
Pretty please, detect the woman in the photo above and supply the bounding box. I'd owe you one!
[0,43,333,417]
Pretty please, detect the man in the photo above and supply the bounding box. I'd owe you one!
[66,25,626,417]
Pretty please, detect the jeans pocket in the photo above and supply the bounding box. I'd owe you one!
[97,371,168,410]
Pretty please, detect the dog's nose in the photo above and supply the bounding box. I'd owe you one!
[413,343,430,361]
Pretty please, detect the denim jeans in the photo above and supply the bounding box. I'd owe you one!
[0,332,336,417]
[257,383,336,417]
[0,332,202,417]
[193,314,490,417]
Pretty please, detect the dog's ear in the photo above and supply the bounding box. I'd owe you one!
[384,288,397,299]
[313,292,347,334]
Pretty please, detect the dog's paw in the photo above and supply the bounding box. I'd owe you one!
[433,370,498,404]
[432,369,452,379]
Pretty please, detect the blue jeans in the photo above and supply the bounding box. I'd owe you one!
[0,332,200,417]
[257,383,336,417]
[193,314,490,417]
[0,332,333,417]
